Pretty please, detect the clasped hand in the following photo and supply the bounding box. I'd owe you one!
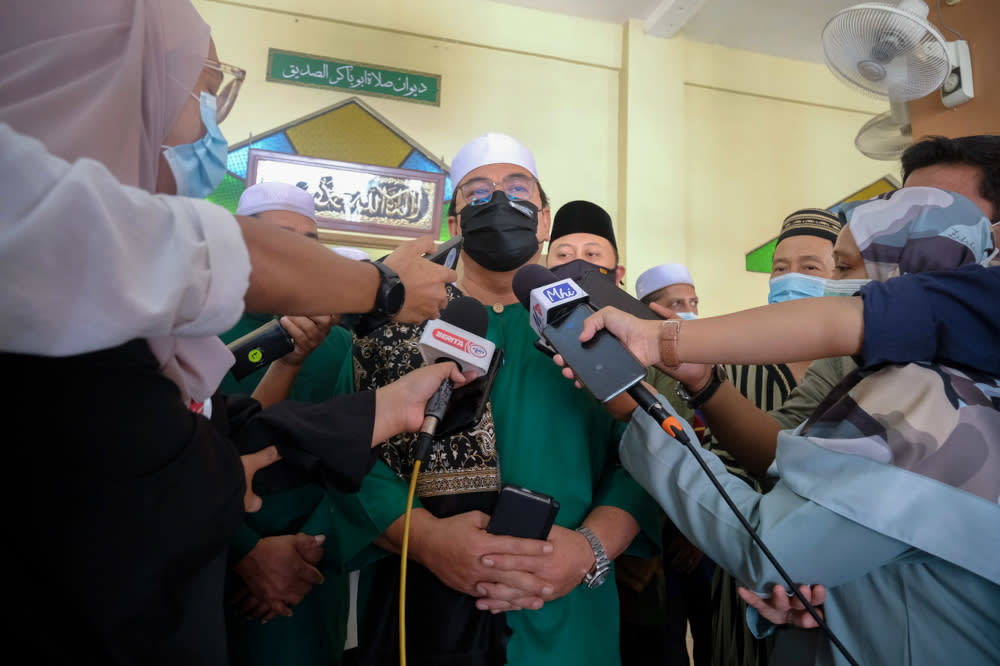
[416,512,594,614]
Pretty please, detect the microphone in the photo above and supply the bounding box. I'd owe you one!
[412,296,495,463]
[512,265,682,434]
[548,261,660,321]
[226,318,295,381]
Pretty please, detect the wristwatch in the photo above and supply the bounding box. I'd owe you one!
[676,364,727,410]
[576,526,611,589]
[369,260,405,319]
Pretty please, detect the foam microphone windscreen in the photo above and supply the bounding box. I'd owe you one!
[439,295,489,338]
[512,263,559,309]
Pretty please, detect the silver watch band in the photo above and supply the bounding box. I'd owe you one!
[576,526,611,589]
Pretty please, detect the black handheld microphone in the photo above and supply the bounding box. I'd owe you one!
[412,296,494,463]
[512,264,677,431]
[226,318,295,381]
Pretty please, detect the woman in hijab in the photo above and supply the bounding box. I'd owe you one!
[560,186,999,665]
[0,2,454,664]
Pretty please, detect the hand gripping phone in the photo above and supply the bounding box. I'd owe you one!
[486,484,560,540]
[425,235,463,270]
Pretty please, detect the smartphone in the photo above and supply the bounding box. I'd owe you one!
[437,349,504,438]
[425,236,463,270]
[576,270,660,321]
[486,483,560,540]
[542,304,646,402]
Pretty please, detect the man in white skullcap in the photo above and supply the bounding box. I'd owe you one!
[349,133,661,666]
[635,263,699,319]
[236,180,320,240]
[221,180,358,666]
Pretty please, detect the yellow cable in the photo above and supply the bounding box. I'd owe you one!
[399,459,421,666]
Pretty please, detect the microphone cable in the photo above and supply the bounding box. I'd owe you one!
[398,458,422,666]
[398,395,451,666]
[632,391,860,666]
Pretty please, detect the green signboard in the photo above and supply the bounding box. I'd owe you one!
[267,49,440,105]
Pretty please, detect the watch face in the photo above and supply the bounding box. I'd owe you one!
[588,570,610,589]
[385,281,405,315]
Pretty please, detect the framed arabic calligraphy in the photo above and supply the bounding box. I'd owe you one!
[246,149,444,243]
[267,49,440,106]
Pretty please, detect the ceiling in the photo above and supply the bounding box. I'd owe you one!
[488,0,884,64]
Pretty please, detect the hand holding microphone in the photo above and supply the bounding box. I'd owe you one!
[411,296,495,463]
[372,363,474,448]
[512,264,687,438]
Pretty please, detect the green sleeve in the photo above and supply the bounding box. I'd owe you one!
[230,522,262,563]
[592,423,663,556]
[318,459,425,572]
[769,356,857,430]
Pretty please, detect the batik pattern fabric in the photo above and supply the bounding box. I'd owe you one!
[353,284,500,504]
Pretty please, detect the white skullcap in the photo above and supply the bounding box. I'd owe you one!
[635,263,694,301]
[330,246,371,261]
[450,133,538,186]
[237,181,317,222]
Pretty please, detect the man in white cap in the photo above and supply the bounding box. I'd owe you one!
[220,181,356,666]
[221,181,345,404]
[635,263,699,319]
[346,133,661,666]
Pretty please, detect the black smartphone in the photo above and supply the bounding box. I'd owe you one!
[425,236,463,270]
[437,349,504,438]
[576,271,660,321]
[542,304,646,402]
[486,483,560,540]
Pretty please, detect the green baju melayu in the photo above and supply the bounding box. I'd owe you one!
[348,292,662,666]
[220,314,357,666]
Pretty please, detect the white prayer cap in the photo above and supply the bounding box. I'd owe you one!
[237,181,316,222]
[330,246,371,261]
[635,263,694,301]
[450,133,538,187]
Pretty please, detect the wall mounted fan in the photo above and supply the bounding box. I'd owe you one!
[822,0,950,101]
[822,0,974,160]
[856,103,912,160]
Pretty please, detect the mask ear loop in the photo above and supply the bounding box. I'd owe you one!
[981,245,998,267]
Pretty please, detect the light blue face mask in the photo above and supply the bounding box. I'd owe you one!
[161,92,228,198]
[676,311,698,320]
[767,272,827,304]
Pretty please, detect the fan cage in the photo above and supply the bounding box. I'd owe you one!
[822,2,949,102]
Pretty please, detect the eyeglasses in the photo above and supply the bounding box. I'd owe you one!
[203,59,246,123]
[458,174,536,206]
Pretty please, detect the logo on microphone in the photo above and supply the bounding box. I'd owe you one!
[433,327,488,358]
[543,281,579,304]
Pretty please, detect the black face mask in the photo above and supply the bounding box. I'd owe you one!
[549,258,617,284]
[459,191,540,272]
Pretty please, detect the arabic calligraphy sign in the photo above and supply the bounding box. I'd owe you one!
[246,150,444,240]
[267,49,440,105]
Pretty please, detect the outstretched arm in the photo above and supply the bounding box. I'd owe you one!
[574,298,864,372]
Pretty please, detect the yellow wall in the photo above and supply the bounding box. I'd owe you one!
[197,0,896,315]
[679,42,890,315]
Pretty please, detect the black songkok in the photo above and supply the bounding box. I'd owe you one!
[777,208,843,245]
[550,200,618,249]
